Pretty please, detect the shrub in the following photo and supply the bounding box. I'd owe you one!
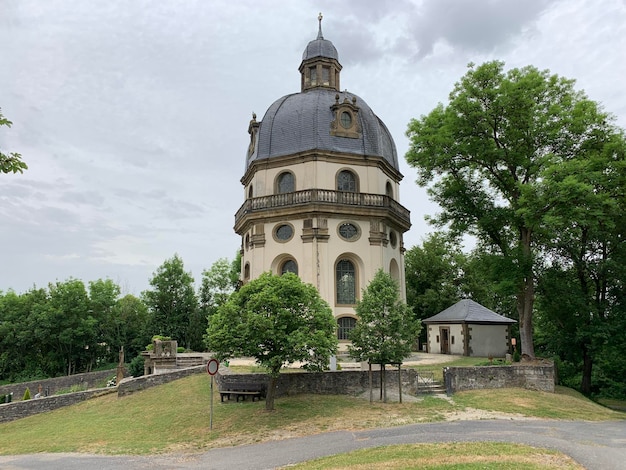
[128,355,145,377]
[23,387,31,400]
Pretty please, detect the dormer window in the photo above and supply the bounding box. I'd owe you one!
[331,94,361,139]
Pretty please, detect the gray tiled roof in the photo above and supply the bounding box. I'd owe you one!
[247,88,399,170]
[302,38,338,61]
[423,299,516,324]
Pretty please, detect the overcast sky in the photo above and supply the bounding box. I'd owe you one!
[1,0,625,296]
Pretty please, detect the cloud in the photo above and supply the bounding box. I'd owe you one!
[405,0,551,59]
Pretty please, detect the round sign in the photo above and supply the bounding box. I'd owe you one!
[206,359,220,376]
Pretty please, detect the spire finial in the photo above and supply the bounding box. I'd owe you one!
[317,12,323,39]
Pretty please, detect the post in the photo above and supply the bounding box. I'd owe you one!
[368,362,373,403]
[398,363,402,404]
[210,375,214,430]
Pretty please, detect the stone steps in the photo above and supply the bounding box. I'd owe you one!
[415,381,447,395]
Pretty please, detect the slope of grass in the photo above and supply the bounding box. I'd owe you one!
[0,374,623,456]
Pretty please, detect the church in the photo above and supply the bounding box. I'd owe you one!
[234,15,411,342]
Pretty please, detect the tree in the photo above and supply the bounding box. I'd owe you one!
[110,294,150,359]
[143,254,199,350]
[348,270,421,400]
[206,272,337,411]
[535,131,626,395]
[198,257,238,321]
[0,108,27,174]
[405,233,467,346]
[405,60,620,357]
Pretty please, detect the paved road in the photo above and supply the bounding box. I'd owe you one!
[1,419,625,469]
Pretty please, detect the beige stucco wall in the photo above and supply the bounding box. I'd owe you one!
[240,159,406,320]
[468,324,510,357]
[247,159,399,198]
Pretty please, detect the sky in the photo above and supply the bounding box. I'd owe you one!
[1,0,625,296]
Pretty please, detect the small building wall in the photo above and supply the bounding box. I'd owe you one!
[427,323,512,357]
[468,324,510,357]
[426,323,464,355]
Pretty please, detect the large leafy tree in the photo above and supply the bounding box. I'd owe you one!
[349,270,421,399]
[0,108,27,174]
[206,272,337,411]
[143,254,200,351]
[405,60,620,357]
[536,133,626,395]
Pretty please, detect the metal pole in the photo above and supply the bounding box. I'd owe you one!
[210,375,214,430]
[398,363,402,404]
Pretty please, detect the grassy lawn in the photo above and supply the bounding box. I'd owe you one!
[0,373,623,457]
[285,442,583,469]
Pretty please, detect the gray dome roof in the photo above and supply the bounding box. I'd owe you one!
[247,88,399,170]
[302,38,338,61]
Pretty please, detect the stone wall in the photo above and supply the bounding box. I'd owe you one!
[0,369,118,401]
[217,367,418,397]
[0,388,116,424]
[444,363,555,394]
[117,365,206,397]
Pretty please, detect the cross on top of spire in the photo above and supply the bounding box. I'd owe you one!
[317,12,323,39]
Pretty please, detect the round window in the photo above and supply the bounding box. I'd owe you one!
[275,224,293,241]
[389,230,397,248]
[338,223,359,241]
[340,111,352,129]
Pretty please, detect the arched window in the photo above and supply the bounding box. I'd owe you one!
[337,317,356,340]
[244,262,250,280]
[276,171,295,194]
[281,259,298,275]
[248,185,253,198]
[389,259,400,283]
[337,170,357,192]
[385,181,393,198]
[336,258,356,304]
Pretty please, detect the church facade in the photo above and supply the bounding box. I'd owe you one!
[234,17,411,342]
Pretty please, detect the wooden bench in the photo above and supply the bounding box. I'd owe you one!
[219,383,266,402]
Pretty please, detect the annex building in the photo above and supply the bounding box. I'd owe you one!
[234,16,411,342]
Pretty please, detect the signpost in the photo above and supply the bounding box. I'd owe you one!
[206,359,219,430]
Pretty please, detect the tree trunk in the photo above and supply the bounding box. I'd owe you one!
[517,228,536,359]
[265,375,278,411]
[581,344,593,395]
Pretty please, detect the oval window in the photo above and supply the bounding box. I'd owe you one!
[389,230,397,248]
[340,111,352,129]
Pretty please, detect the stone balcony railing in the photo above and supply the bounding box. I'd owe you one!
[234,189,411,228]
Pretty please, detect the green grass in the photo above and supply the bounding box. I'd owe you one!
[0,374,623,456]
[410,356,485,381]
[284,442,583,469]
[453,386,622,420]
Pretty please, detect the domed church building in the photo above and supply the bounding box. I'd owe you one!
[234,15,411,342]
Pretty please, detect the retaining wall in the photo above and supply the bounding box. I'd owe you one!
[217,367,418,397]
[444,362,555,395]
[0,369,118,401]
[117,365,206,397]
[0,388,116,423]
